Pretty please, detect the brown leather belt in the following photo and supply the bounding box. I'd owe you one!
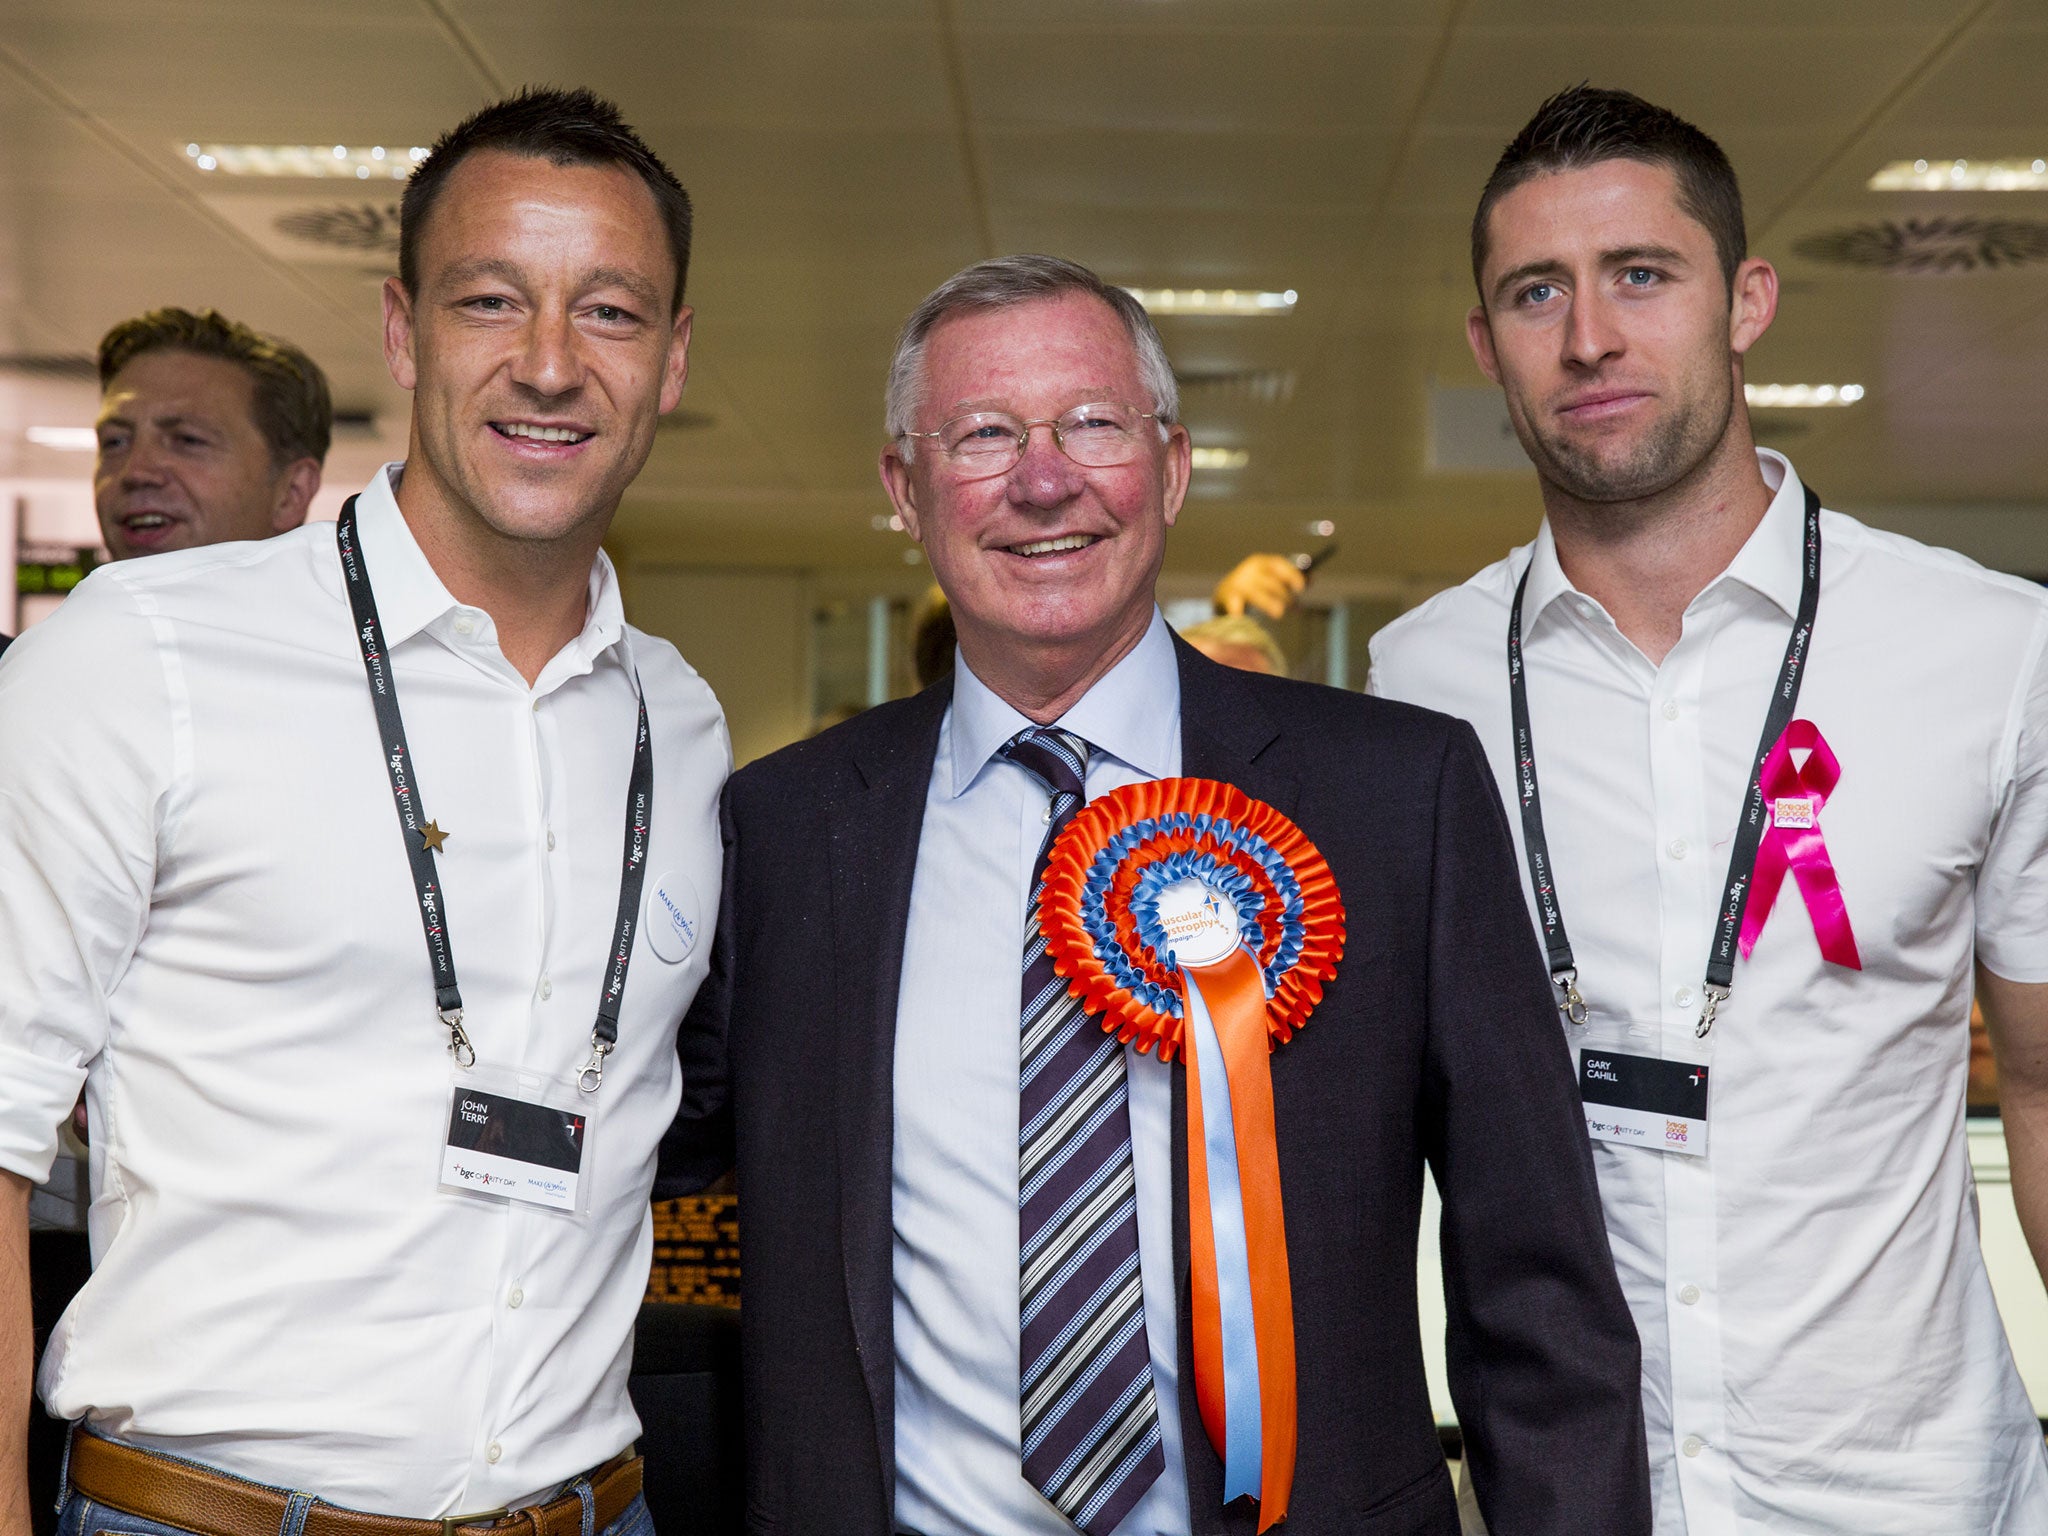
[67,1433,643,1536]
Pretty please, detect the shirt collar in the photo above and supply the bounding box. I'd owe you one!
[947,608,1181,798]
[1521,447,1810,625]
[349,461,627,664]
[1714,447,1808,620]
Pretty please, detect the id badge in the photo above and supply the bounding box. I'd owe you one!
[1573,1022,1710,1158]
[439,1064,596,1214]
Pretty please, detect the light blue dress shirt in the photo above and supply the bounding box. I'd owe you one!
[892,610,1192,1536]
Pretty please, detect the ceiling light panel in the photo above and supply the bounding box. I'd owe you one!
[1869,159,2048,192]
[1126,287,1297,316]
[185,143,430,180]
[1746,384,1864,408]
[1190,447,1250,470]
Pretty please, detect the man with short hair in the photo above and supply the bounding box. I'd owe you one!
[93,306,331,561]
[1370,85,2048,1534]
[664,254,1649,1535]
[0,86,725,1536]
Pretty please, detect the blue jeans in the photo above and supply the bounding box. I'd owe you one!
[55,1434,655,1536]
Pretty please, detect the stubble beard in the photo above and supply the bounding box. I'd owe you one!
[1522,375,1734,510]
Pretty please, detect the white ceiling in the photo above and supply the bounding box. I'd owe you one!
[2,0,2047,587]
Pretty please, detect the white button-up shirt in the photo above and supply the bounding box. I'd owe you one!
[891,610,1193,1536]
[1369,450,2048,1534]
[0,465,728,1515]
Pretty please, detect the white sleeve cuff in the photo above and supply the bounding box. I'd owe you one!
[0,1041,87,1184]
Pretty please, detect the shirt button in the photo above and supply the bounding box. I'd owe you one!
[508,1285,524,1309]
[546,829,557,851]
[1678,1283,1701,1305]
[486,1441,503,1464]
[537,976,553,1001]
[1575,600,1594,619]
[1676,986,1694,1008]
[1662,700,1680,721]
[1681,1435,1704,1458]
[1668,838,1688,859]
[453,616,475,637]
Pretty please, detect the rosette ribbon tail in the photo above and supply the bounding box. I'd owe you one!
[1738,719,1861,970]
[1181,946,1298,1531]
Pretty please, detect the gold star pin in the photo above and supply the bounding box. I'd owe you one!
[419,820,450,853]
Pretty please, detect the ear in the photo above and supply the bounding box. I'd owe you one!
[382,276,418,392]
[878,442,924,543]
[1728,257,1778,357]
[271,457,322,532]
[1160,423,1192,528]
[660,303,694,415]
[1466,303,1503,385]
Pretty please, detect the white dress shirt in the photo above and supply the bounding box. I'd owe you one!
[0,465,729,1515]
[1369,450,2048,1534]
[891,610,1193,1536]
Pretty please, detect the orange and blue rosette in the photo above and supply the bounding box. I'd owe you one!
[1037,778,1344,1532]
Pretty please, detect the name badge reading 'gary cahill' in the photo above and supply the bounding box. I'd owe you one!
[1577,1048,1709,1158]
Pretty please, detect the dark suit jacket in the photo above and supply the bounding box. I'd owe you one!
[664,637,1649,1536]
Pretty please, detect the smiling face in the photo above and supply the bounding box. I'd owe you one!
[382,148,691,558]
[94,350,312,559]
[1467,157,1775,508]
[878,291,1190,705]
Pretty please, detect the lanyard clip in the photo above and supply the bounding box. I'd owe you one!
[440,1008,476,1069]
[578,1036,613,1095]
[1695,984,1728,1040]
[1551,968,1589,1027]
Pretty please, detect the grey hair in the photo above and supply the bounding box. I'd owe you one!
[883,254,1180,458]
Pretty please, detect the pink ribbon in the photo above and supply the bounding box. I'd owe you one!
[1739,719,1861,969]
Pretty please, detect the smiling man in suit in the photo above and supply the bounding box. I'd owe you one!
[664,254,1650,1536]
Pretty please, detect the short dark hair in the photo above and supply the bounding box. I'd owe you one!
[400,86,692,314]
[1472,85,1746,298]
[97,307,332,468]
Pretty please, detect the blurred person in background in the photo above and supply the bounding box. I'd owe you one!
[1177,613,1286,675]
[93,306,331,562]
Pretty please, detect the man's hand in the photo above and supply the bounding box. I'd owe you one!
[1212,553,1306,621]
[1,1170,32,1536]
[1978,966,2048,1284]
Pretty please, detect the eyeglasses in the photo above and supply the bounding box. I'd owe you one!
[897,401,1161,480]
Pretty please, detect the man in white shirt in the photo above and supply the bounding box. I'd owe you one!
[0,87,726,1536]
[1369,84,2048,1534]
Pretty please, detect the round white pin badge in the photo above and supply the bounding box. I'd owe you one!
[645,871,701,963]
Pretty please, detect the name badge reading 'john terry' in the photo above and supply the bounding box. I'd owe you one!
[1578,1048,1709,1157]
[440,1082,590,1211]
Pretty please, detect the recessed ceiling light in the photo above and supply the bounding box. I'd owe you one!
[1126,287,1297,316]
[1307,519,1337,537]
[1190,447,1250,469]
[184,143,431,180]
[1869,159,2048,191]
[26,426,98,450]
[1745,383,1864,408]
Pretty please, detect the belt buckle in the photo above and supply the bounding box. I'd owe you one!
[439,1509,510,1536]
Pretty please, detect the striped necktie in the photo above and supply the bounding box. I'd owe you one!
[1001,726,1165,1535]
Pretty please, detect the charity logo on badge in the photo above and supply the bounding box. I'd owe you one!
[1153,877,1241,968]
[1772,795,1816,829]
[644,870,699,963]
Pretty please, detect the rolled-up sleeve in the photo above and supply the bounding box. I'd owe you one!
[1978,610,2048,983]
[0,573,169,1182]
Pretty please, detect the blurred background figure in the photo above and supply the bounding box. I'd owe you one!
[1211,549,1307,621]
[1178,612,1287,674]
[93,307,331,561]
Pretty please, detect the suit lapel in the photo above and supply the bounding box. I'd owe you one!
[829,680,952,1499]
[1170,639,1297,1531]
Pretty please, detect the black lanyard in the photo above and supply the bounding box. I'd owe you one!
[336,495,654,1091]
[1507,483,1822,1039]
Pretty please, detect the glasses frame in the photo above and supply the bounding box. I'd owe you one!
[897,401,1162,481]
